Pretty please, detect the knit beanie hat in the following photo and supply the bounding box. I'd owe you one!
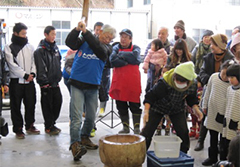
[226,64,240,82]
[211,34,228,50]
[174,20,185,31]
[202,30,214,39]
[174,61,197,81]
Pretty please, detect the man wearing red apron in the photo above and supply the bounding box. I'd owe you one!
[109,29,142,134]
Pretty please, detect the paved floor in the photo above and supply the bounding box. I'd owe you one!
[0,118,210,167]
[0,64,210,167]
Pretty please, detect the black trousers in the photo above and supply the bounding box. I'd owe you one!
[99,68,110,102]
[115,100,142,116]
[141,111,190,153]
[0,89,2,116]
[40,87,62,129]
[9,80,36,133]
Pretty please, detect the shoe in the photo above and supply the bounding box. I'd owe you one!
[90,129,96,137]
[45,126,60,135]
[26,125,40,135]
[81,136,98,150]
[134,127,140,134]
[98,108,105,117]
[165,128,170,136]
[155,129,161,136]
[16,131,25,139]
[53,125,61,133]
[202,158,217,166]
[189,127,196,137]
[70,141,87,161]
[195,128,200,139]
[118,127,130,134]
[194,142,204,151]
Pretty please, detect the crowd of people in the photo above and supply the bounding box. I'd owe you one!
[0,19,240,166]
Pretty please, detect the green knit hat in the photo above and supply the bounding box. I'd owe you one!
[174,62,197,81]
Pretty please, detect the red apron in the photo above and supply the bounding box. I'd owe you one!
[109,45,141,103]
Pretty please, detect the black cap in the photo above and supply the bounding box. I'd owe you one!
[119,29,132,37]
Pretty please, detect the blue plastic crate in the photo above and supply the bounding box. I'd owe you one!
[147,151,194,167]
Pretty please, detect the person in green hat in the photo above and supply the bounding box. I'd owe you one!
[140,61,203,153]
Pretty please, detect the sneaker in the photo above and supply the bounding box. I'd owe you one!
[45,126,60,135]
[70,141,87,161]
[118,127,130,134]
[90,129,96,137]
[81,136,98,150]
[98,108,105,117]
[16,131,25,139]
[26,125,40,135]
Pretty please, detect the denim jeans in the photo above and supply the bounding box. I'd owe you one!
[70,85,98,145]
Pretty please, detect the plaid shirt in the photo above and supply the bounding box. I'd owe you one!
[144,79,198,115]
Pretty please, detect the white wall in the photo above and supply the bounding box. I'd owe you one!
[114,0,240,41]
[0,7,150,54]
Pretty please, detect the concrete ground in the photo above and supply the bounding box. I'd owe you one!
[0,64,210,167]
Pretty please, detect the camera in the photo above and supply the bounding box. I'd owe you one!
[213,161,233,167]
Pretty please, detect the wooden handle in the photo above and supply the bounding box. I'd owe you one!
[82,0,89,26]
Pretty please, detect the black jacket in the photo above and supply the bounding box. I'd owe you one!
[199,50,234,85]
[0,49,9,86]
[34,39,62,87]
[65,29,112,62]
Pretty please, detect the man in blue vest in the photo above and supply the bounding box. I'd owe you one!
[65,21,116,161]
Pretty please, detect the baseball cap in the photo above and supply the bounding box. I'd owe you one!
[119,29,132,37]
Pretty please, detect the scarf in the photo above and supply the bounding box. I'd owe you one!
[214,51,226,72]
[195,42,211,73]
[10,34,28,58]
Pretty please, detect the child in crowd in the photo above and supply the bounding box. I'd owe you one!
[222,63,240,161]
[143,39,167,93]
[155,65,172,136]
[189,76,203,139]
[202,60,233,166]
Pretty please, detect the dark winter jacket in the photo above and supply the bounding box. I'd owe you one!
[34,39,62,87]
[0,49,9,86]
[199,50,234,85]
[144,69,198,115]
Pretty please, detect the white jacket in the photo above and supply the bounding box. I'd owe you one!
[4,43,36,84]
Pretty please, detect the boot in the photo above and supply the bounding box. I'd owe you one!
[132,114,141,134]
[202,147,218,166]
[118,114,130,134]
[155,125,162,136]
[98,101,107,117]
[194,142,204,151]
[165,126,170,136]
[189,127,196,137]
[195,127,200,139]
[70,141,87,161]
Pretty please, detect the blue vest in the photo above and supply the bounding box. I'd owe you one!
[70,42,105,85]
